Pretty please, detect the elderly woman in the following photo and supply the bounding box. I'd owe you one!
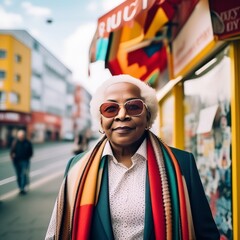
[46,74,219,240]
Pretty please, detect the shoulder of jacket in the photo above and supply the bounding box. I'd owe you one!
[170,146,192,156]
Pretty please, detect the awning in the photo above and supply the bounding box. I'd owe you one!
[89,0,197,85]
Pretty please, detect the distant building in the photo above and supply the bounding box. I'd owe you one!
[0,30,76,147]
[0,34,31,147]
[72,85,92,138]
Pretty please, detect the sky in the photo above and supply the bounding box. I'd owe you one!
[0,0,125,93]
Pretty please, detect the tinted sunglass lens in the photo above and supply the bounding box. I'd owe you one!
[100,103,119,118]
[125,100,144,116]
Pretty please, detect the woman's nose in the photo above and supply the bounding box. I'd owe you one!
[116,106,129,120]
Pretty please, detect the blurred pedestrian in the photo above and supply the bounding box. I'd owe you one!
[73,132,89,155]
[46,74,219,239]
[10,129,33,195]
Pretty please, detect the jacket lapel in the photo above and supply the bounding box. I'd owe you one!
[144,166,155,240]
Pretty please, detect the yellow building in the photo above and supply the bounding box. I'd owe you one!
[0,34,31,112]
[0,34,31,147]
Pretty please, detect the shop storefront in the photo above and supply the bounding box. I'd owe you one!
[90,0,240,238]
[29,112,62,143]
[0,111,31,148]
[158,0,240,238]
[183,46,232,239]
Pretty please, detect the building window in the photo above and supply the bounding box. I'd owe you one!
[0,91,6,102]
[0,49,6,58]
[15,54,22,63]
[33,41,39,51]
[0,70,6,80]
[9,92,20,104]
[14,74,21,82]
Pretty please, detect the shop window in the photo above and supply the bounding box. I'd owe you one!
[0,70,6,80]
[9,92,20,104]
[15,54,22,63]
[183,46,232,239]
[0,91,6,102]
[14,74,21,82]
[0,49,6,58]
[33,41,39,51]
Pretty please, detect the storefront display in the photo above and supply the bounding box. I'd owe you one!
[183,46,232,239]
[89,0,240,238]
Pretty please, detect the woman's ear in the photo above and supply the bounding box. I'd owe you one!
[100,117,104,130]
[99,117,105,134]
[146,110,151,122]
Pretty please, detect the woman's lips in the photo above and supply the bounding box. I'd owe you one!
[113,126,134,133]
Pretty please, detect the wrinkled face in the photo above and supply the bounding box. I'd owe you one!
[100,82,150,148]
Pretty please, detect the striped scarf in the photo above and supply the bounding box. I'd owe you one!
[54,131,195,239]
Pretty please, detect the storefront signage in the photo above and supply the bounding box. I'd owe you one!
[0,112,20,121]
[44,115,58,124]
[172,0,214,77]
[209,0,240,39]
[98,0,155,38]
[31,112,61,127]
[0,112,31,123]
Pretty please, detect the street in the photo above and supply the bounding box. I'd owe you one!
[0,141,75,240]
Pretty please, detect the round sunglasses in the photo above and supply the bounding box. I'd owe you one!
[100,99,147,118]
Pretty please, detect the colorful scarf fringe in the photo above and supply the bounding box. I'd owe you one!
[54,132,195,239]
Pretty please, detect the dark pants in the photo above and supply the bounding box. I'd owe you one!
[13,160,30,191]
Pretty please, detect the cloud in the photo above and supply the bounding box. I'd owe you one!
[101,0,126,12]
[21,1,51,17]
[63,22,112,94]
[0,6,23,28]
[3,0,13,6]
[62,2,127,93]
[86,2,97,12]
[85,1,125,15]
[63,22,97,82]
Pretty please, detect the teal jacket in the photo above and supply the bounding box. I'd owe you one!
[65,148,220,240]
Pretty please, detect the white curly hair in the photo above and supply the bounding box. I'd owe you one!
[90,74,159,128]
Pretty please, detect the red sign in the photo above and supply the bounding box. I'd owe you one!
[209,0,240,39]
[31,112,61,127]
[98,0,156,38]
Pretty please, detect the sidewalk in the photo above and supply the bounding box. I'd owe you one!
[0,173,63,240]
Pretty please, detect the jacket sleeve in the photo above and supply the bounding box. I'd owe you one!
[10,140,17,160]
[28,141,33,158]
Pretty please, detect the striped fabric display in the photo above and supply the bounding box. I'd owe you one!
[54,132,195,239]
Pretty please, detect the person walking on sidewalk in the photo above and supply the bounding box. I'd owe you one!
[10,129,33,195]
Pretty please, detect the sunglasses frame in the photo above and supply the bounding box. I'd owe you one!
[99,99,148,118]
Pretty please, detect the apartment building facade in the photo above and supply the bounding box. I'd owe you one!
[0,34,31,147]
[0,30,77,147]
